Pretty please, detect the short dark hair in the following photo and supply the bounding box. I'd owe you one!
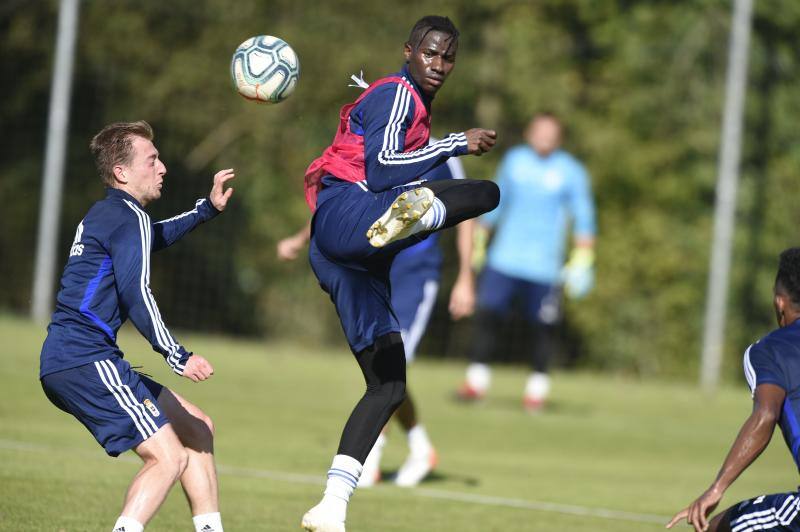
[89,120,154,186]
[532,111,561,124]
[776,248,800,306]
[407,16,459,49]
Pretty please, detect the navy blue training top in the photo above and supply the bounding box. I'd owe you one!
[320,64,468,196]
[744,319,800,471]
[40,188,218,378]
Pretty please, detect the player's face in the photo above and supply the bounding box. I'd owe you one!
[526,118,563,157]
[122,136,166,206]
[404,31,458,97]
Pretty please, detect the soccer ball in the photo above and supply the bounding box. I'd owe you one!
[231,35,300,104]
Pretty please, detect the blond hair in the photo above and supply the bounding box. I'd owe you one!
[89,121,154,185]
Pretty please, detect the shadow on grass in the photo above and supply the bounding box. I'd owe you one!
[378,468,481,488]
[446,392,596,418]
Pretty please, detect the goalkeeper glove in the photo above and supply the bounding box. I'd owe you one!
[471,225,489,271]
[562,247,595,299]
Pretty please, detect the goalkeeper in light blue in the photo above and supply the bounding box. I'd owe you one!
[457,112,596,412]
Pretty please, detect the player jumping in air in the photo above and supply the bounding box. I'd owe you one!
[667,248,800,532]
[300,15,499,532]
[39,121,233,532]
[278,143,476,488]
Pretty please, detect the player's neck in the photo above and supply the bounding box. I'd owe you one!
[783,313,800,328]
[112,184,149,207]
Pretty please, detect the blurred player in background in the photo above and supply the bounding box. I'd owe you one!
[278,144,476,489]
[668,248,800,532]
[298,15,498,532]
[456,112,596,412]
[39,121,233,532]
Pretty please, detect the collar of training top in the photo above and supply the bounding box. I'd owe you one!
[400,64,433,109]
[106,187,142,207]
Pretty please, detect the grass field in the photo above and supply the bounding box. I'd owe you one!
[0,313,797,531]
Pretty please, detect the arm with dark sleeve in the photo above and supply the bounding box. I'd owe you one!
[361,83,469,192]
[151,198,220,252]
[110,216,192,374]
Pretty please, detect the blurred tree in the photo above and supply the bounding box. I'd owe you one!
[2,0,800,379]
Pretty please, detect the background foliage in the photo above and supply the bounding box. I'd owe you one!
[3,0,800,379]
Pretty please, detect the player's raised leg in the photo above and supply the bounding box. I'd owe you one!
[157,387,223,532]
[368,178,499,248]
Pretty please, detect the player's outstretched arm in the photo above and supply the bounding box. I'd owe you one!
[111,214,194,375]
[464,128,497,156]
[361,83,469,192]
[666,383,785,532]
[151,168,235,251]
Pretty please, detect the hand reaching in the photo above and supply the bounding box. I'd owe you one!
[666,486,724,532]
[277,235,306,261]
[210,168,235,211]
[449,275,475,320]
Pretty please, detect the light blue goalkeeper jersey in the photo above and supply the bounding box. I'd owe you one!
[482,145,596,284]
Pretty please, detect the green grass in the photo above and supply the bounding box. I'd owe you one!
[0,313,796,531]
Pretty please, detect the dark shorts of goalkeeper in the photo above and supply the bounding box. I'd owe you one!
[476,266,562,325]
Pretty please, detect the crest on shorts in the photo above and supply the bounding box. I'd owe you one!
[143,399,160,417]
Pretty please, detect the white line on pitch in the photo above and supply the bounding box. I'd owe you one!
[0,438,668,526]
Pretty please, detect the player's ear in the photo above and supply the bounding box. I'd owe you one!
[403,42,412,62]
[774,293,787,327]
[112,165,127,184]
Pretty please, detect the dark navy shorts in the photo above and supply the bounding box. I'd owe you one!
[477,266,562,325]
[391,268,439,362]
[41,357,168,456]
[726,491,800,531]
[310,179,430,354]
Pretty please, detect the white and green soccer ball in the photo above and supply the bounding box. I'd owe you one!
[231,35,300,104]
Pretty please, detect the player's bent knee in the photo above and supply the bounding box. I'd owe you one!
[478,180,500,211]
[160,446,189,481]
[389,380,407,410]
[139,443,189,482]
[379,380,406,411]
[202,413,215,437]
[189,409,215,438]
[364,380,406,409]
[194,411,215,444]
[176,447,190,476]
[139,425,190,476]
[160,447,189,483]
[178,415,215,453]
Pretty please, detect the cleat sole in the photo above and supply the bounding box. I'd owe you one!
[366,187,435,248]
